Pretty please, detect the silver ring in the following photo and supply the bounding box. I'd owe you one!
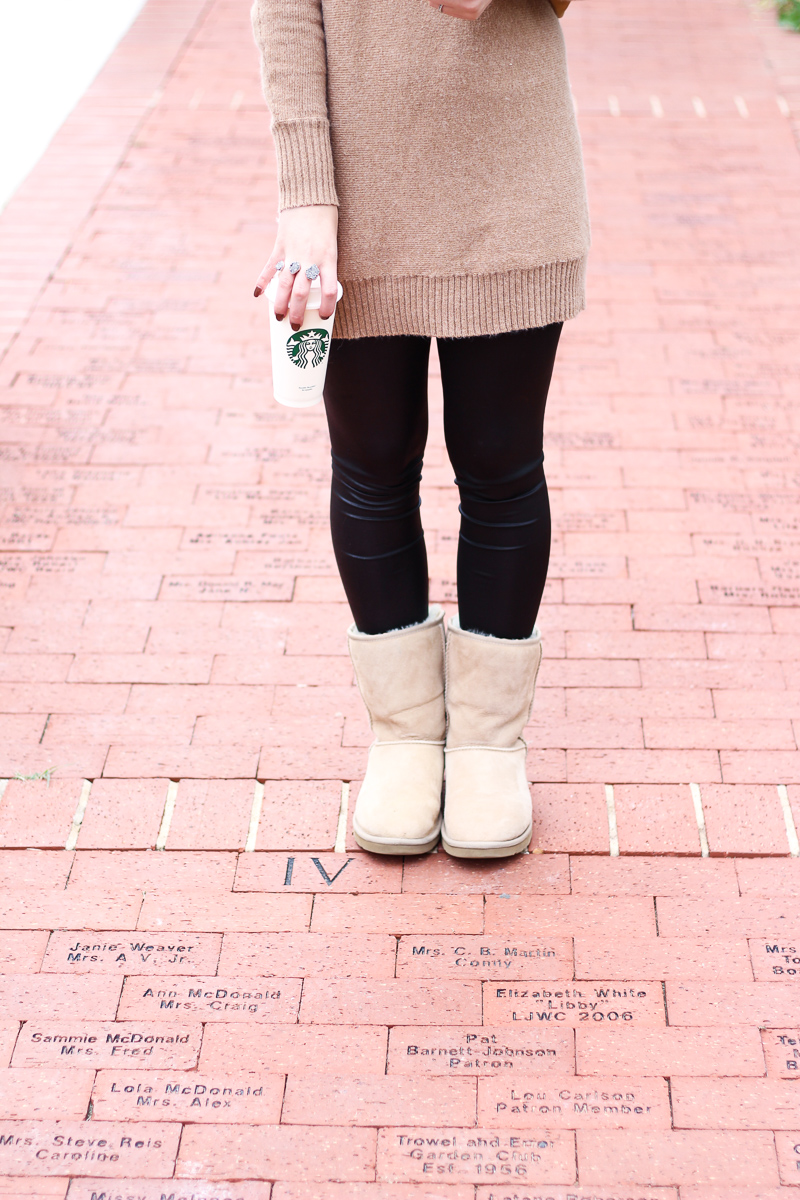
[305,264,320,281]
[439,3,444,10]
[289,261,301,275]
[275,260,285,272]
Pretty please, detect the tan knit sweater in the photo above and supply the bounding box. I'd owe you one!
[252,0,589,339]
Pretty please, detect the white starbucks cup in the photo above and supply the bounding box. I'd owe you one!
[266,275,343,408]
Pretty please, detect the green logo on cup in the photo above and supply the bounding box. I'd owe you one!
[286,328,330,369]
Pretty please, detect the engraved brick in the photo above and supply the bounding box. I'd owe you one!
[118,977,301,1024]
[42,933,221,975]
[12,1023,201,1069]
[387,1027,574,1077]
[749,935,800,982]
[177,1124,376,1181]
[397,937,571,980]
[672,1077,800,1129]
[137,892,311,933]
[577,1130,779,1187]
[376,1127,575,1185]
[776,1131,800,1185]
[0,1120,180,1177]
[92,1071,284,1123]
[282,1076,476,1126]
[0,1069,94,1119]
[577,1027,767,1077]
[199,1024,387,1075]
[478,1075,670,1128]
[218,933,395,978]
[300,980,481,1026]
[484,981,664,1028]
[234,852,402,893]
[68,1182,273,1200]
[400,855,570,895]
[575,938,752,981]
[310,897,483,935]
[763,1029,800,1079]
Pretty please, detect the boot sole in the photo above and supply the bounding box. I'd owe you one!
[353,819,441,857]
[441,825,532,859]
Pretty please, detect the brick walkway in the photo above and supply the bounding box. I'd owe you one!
[0,0,799,1193]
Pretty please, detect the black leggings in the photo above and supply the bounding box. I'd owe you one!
[322,324,562,640]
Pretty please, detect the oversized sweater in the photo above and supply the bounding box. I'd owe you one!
[251,0,589,339]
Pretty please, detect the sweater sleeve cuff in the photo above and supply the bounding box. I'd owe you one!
[271,119,339,210]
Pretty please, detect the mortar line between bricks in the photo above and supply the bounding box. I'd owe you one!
[604,784,619,856]
[334,781,350,853]
[689,782,710,857]
[155,779,179,850]
[245,780,265,852]
[0,779,7,805]
[777,784,800,856]
[64,779,92,851]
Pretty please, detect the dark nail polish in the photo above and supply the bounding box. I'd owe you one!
[291,323,301,332]
[276,313,285,322]
[254,286,262,298]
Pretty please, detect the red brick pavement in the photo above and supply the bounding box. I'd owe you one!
[0,0,799,1191]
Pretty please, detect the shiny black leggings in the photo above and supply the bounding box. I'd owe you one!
[322,324,562,639]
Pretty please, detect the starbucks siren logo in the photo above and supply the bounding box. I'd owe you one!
[286,328,330,369]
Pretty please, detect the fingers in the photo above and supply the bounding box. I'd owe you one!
[272,267,295,321]
[288,271,312,331]
[254,251,286,299]
[318,260,338,320]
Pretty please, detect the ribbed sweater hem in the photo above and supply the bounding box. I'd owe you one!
[333,259,587,339]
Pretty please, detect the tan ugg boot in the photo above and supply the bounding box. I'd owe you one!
[442,615,542,858]
[349,606,445,855]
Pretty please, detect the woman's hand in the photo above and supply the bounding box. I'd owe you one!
[254,204,339,330]
[429,0,494,18]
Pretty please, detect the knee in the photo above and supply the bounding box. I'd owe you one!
[454,451,546,508]
[332,446,424,515]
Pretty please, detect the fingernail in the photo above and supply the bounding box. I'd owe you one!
[291,322,301,332]
[276,313,285,322]
[254,286,262,298]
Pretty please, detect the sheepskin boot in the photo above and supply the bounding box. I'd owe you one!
[442,615,542,858]
[349,606,445,855]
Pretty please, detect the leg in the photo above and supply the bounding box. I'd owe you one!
[324,335,444,855]
[438,324,562,858]
[323,335,431,634]
[438,323,562,639]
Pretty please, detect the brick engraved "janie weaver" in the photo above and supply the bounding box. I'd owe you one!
[42,932,222,974]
